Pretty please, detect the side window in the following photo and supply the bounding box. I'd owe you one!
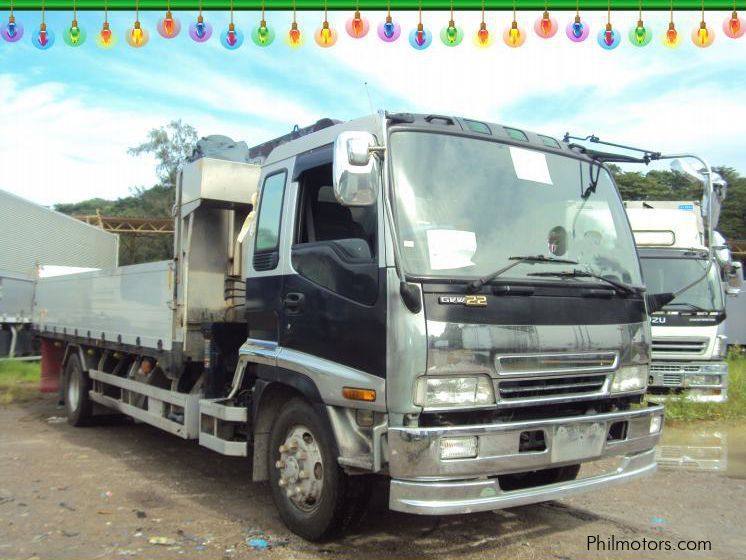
[253,171,286,271]
[291,163,379,305]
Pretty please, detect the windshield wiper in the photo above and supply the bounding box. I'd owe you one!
[527,269,639,295]
[662,302,708,312]
[467,255,578,293]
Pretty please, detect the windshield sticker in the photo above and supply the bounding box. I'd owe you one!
[426,229,477,270]
[403,240,415,248]
[509,146,553,185]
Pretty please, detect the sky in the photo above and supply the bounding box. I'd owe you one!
[1,8,745,206]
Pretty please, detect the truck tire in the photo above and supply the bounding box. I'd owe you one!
[64,354,93,427]
[268,398,371,541]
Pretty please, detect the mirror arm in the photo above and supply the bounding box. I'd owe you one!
[661,152,714,253]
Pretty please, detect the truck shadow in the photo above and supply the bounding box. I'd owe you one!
[27,397,599,559]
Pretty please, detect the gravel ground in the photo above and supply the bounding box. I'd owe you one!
[1,396,744,560]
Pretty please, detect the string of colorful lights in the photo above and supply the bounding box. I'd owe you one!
[1,0,742,49]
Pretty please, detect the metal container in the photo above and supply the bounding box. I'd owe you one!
[0,189,118,277]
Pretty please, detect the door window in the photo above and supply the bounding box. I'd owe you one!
[253,171,287,271]
[291,164,379,304]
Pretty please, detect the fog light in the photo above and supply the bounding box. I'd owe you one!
[649,415,663,434]
[439,436,478,459]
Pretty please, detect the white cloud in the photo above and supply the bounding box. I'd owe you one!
[0,74,161,206]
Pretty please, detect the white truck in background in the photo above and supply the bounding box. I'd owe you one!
[0,189,118,358]
[626,197,742,402]
[562,135,742,403]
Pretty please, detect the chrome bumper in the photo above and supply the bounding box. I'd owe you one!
[649,361,728,403]
[387,405,663,515]
[390,448,656,515]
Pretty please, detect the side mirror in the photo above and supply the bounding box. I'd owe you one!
[671,159,705,183]
[727,262,743,296]
[333,131,381,207]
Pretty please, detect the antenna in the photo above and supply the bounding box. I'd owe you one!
[364,82,375,115]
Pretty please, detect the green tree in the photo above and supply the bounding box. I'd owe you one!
[128,120,198,187]
[56,121,199,265]
[611,165,746,241]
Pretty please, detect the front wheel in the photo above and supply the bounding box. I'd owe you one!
[268,398,370,541]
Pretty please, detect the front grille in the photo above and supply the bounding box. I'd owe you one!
[650,364,701,373]
[496,352,618,374]
[663,373,682,386]
[497,373,607,401]
[494,352,616,405]
[652,338,707,355]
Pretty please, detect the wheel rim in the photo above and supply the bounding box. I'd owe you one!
[67,367,80,413]
[275,424,324,513]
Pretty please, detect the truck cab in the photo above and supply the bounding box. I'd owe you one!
[241,113,663,536]
[626,201,729,402]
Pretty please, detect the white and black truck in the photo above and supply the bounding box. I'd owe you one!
[34,113,666,540]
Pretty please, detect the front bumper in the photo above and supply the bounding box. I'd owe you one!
[648,361,728,403]
[388,405,663,515]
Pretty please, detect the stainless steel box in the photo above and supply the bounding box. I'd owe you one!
[180,158,261,206]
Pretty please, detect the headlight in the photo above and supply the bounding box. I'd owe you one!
[414,375,495,409]
[610,365,648,393]
[701,363,728,373]
[713,335,728,359]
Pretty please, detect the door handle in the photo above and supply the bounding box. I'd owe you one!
[283,292,305,314]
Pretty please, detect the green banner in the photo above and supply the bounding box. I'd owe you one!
[3,0,736,10]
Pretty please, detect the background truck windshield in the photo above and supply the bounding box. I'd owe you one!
[389,131,642,285]
[640,257,724,311]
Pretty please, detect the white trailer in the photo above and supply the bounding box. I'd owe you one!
[0,189,119,357]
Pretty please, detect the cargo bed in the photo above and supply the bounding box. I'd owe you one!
[35,260,176,352]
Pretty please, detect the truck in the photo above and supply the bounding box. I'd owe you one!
[0,188,118,358]
[34,113,665,541]
[626,199,740,403]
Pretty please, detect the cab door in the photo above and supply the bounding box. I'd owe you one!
[245,165,291,349]
[278,148,387,378]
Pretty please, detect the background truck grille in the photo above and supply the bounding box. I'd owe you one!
[497,373,607,400]
[662,373,682,386]
[652,338,707,355]
[651,364,700,373]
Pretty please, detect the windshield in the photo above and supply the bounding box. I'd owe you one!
[389,131,642,284]
[640,257,724,311]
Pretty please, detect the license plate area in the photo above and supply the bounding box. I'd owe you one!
[550,422,606,463]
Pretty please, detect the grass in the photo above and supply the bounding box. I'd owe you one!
[0,360,42,404]
[656,350,746,424]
